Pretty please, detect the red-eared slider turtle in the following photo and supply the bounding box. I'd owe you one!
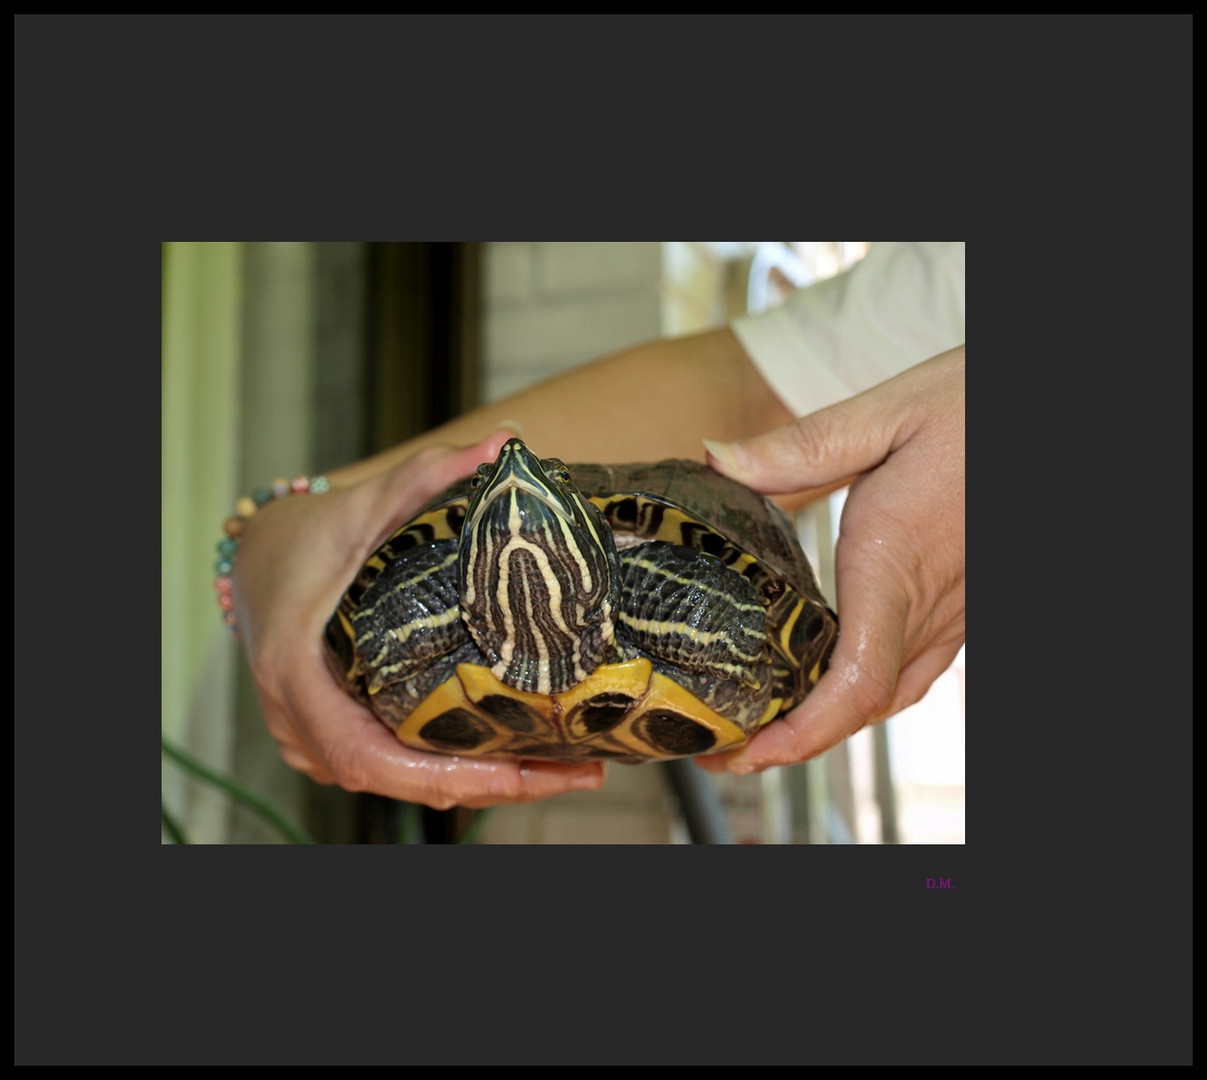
[323,439,838,764]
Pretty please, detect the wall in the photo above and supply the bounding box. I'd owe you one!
[473,241,753,843]
[472,241,965,845]
[478,241,666,403]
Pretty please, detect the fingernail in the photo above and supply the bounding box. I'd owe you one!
[497,418,525,437]
[701,437,747,473]
[572,765,606,790]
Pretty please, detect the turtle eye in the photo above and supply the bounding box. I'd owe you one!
[469,464,492,490]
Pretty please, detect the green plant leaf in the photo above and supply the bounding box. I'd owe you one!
[161,735,315,845]
[161,801,189,844]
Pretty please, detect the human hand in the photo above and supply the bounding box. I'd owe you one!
[698,346,965,774]
[231,429,608,809]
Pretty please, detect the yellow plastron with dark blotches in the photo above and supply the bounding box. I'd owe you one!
[398,658,753,764]
[323,440,838,764]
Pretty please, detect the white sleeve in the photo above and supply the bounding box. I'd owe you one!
[730,242,966,418]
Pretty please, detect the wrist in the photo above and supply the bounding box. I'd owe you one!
[213,474,329,636]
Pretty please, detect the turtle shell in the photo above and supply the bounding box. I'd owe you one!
[323,443,838,764]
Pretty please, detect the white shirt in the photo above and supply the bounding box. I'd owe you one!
[731,242,965,418]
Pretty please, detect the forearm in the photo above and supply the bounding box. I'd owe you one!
[325,327,793,487]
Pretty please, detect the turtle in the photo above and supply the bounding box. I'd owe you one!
[323,438,838,764]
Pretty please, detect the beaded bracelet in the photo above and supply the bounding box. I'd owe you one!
[213,474,330,636]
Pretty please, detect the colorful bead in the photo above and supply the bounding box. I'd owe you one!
[214,473,329,635]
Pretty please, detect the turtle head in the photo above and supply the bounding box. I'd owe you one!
[458,438,621,695]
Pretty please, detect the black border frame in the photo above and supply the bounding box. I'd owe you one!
[15,14,1192,1066]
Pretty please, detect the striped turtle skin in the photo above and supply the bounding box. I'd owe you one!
[323,439,838,764]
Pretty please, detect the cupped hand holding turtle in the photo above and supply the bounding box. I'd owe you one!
[230,428,609,810]
[697,346,966,775]
[228,329,964,794]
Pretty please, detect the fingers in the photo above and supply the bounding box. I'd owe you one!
[269,649,607,810]
[698,465,962,774]
[252,423,606,810]
[245,423,613,811]
[268,700,609,810]
[361,428,521,548]
[700,628,964,776]
[698,404,904,773]
[702,347,963,501]
[883,640,965,722]
[398,428,519,499]
[695,352,965,774]
[702,391,891,499]
[715,559,910,772]
[314,716,608,812]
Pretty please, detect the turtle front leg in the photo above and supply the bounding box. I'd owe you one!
[337,539,485,729]
[615,542,775,733]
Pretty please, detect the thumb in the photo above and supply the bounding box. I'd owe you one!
[360,427,520,551]
[702,389,897,499]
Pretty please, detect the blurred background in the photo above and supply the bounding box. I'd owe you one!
[161,241,965,845]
